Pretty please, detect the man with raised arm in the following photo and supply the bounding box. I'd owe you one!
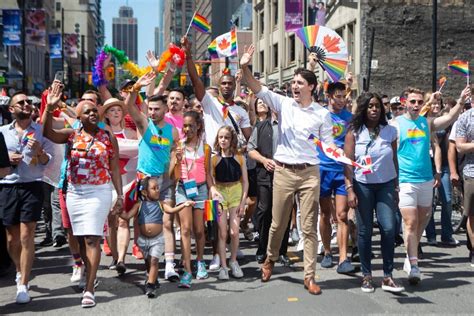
[240,44,337,295]
[123,72,181,281]
[182,36,251,148]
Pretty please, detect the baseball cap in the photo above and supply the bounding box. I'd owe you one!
[119,79,136,91]
[390,96,401,105]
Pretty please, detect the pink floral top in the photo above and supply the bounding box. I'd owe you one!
[67,129,114,185]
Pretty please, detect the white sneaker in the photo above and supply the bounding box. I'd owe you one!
[236,249,245,260]
[16,285,31,304]
[15,272,30,290]
[288,236,294,244]
[71,265,84,283]
[164,263,179,281]
[403,257,411,275]
[297,238,304,252]
[229,260,244,278]
[209,255,221,271]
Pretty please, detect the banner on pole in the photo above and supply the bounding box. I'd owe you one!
[285,0,303,31]
[2,10,21,46]
[26,9,46,46]
[64,34,79,58]
[49,34,62,59]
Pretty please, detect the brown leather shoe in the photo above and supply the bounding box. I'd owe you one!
[261,258,274,282]
[304,277,322,295]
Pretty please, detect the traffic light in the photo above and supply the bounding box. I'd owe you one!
[180,74,186,86]
[105,65,115,81]
[195,64,202,76]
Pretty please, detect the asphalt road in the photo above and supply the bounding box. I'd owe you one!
[0,214,473,315]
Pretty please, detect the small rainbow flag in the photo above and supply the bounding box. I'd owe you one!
[203,200,219,222]
[448,60,470,77]
[222,106,229,120]
[22,131,35,145]
[191,13,211,34]
[438,76,447,88]
[208,29,237,59]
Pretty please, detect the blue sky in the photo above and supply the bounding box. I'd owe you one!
[101,0,160,66]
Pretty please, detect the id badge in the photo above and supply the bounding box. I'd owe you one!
[360,155,373,175]
[183,179,198,198]
[77,158,90,177]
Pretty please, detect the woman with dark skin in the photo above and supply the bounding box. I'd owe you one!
[43,82,123,308]
[344,92,404,293]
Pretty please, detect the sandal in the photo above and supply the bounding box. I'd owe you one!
[81,291,96,308]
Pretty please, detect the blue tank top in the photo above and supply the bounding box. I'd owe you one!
[138,201,164,225]
[397,115,433,183]
[137,119,173,176]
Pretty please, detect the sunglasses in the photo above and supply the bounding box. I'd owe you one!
[16,99,33,106]
[408,100,424,105]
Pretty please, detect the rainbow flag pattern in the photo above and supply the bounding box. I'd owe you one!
[208,29,237,59]
[150,135,170,151]
[407,128,426,144]
[438,76,447,88]
[222,106,229,120]
[448,60,470,77]
[204,200,219,222]
[191,13,211,34]
[22,131,35,145]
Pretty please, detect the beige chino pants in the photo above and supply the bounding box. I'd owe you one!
[267,164,320,279]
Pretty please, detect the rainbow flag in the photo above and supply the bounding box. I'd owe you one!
[204,200,219,222]
[448,60,470,77]
[208,29,237,59]
[191,13,211,34]
[22,131,35,145]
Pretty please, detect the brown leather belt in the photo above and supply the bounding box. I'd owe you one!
[275,161,313,170]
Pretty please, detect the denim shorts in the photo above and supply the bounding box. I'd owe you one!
[399,180,434,208]
[175,182,208,210]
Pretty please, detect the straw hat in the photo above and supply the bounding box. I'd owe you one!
[99,98,126,120]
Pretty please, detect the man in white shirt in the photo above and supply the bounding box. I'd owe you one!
[240,45,337,295]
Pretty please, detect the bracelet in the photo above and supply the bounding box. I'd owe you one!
[345,184,353,191]
[117,195,124,200]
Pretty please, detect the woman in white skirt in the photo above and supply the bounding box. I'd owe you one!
[43,82,123,308]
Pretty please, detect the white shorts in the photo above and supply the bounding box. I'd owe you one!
[399,180,434,208]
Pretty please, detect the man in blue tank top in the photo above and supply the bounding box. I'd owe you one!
[392,86,466,285]
[318,82,355,274]
[125,74,181,281]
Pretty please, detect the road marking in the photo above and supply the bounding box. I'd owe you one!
[287,297,299,302]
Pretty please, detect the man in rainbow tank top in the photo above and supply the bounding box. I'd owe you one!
[391,86,468,285]
[125,73,181,281]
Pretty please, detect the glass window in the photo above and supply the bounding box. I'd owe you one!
[260,50,264,73]
[288,35,295,62]
[273,44,278,69]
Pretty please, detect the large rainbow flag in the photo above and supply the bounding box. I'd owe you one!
[191,13,211,34]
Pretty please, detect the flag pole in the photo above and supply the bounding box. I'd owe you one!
[185,11,197,37]
[467,61,470,86]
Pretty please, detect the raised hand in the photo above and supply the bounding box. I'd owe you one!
[460,85,471,104]
[240,44,254,67]
[46,81,63,109]
[145,50,159,69]
[180,36,191,56]
[136,71,156,88]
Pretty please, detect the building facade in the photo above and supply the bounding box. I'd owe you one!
[112,6,138,62]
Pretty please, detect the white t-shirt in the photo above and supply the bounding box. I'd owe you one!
[449,120,458,141]
[201,92,251,148]
[255,86,333,165]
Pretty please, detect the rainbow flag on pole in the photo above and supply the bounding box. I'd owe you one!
[208,29,237,59]
[191,13,211,34]
[448,60,470,77]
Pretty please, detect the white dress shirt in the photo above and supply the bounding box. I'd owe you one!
[256,86,334,165]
